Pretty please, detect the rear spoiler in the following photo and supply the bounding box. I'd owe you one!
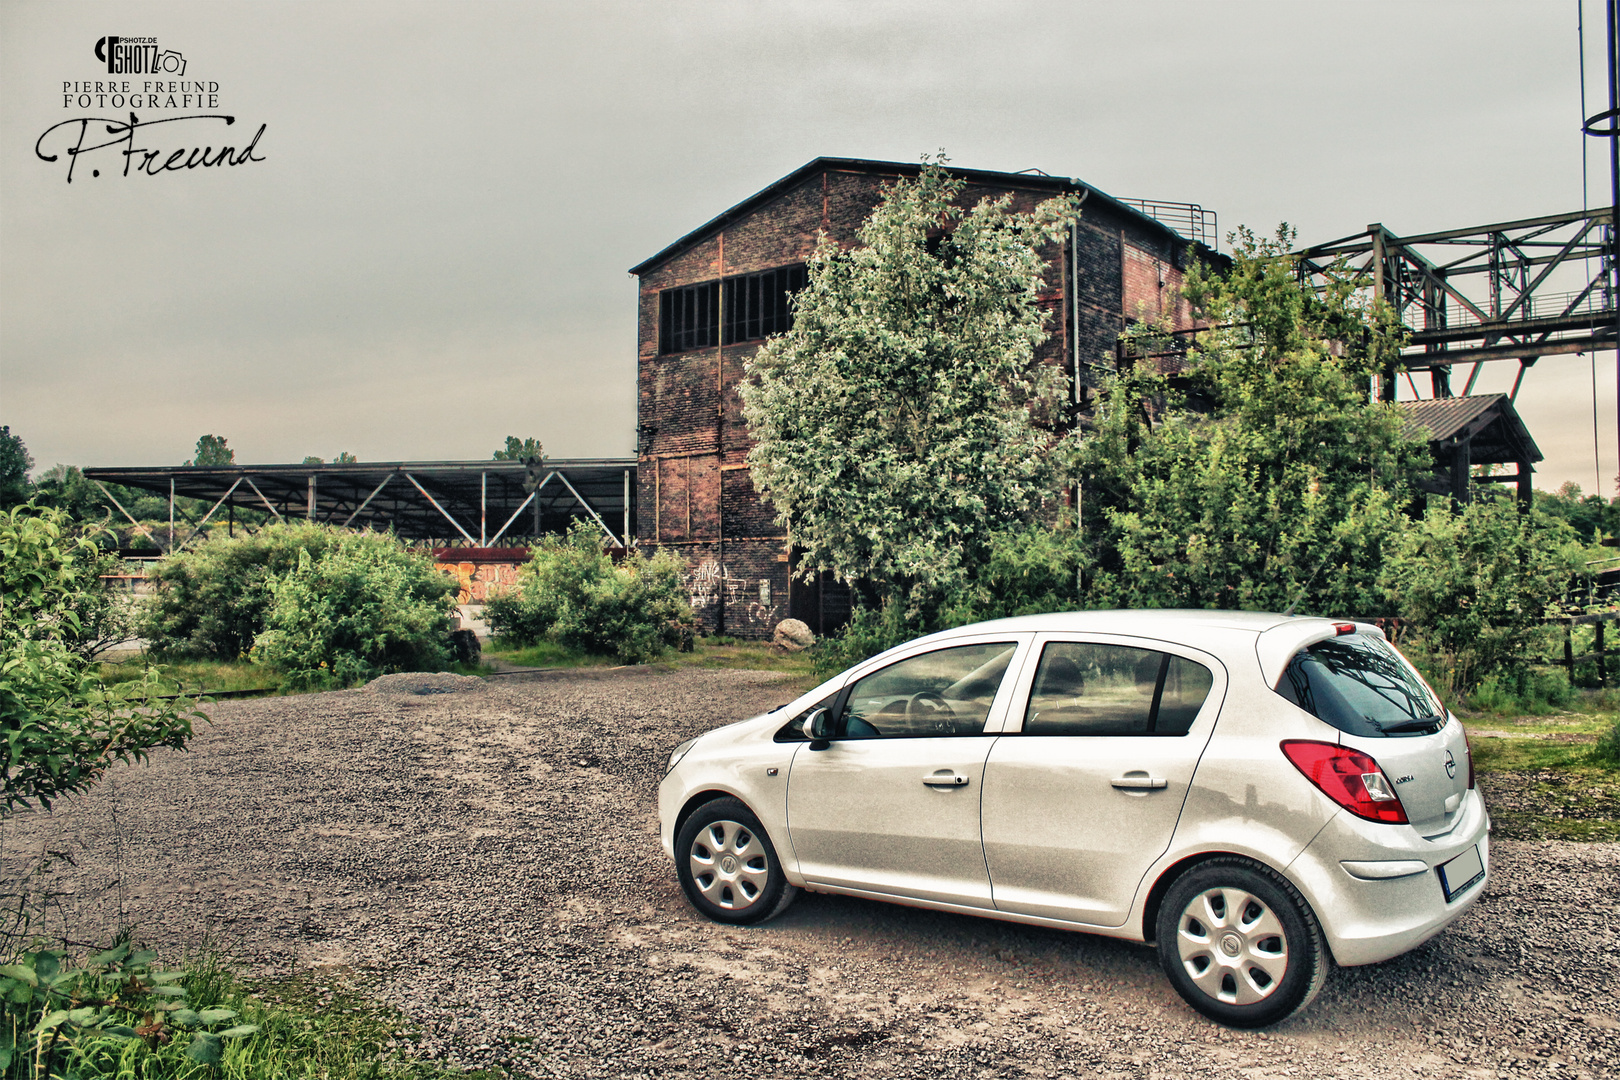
[1255,619,1385,688]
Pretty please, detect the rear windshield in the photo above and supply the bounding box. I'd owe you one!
[1274,635,1445,738]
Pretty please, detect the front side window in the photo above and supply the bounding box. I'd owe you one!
[1274,635,1444,738]
[1023,642,1213,736]
[838,642,1018,738]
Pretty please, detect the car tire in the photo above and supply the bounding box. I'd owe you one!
[1155,858,1329,1028]
[675,797,798,925]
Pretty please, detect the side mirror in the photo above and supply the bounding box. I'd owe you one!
[801,707,833,746]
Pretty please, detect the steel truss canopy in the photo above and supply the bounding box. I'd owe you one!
[83,458,638,550]
[1297,207,1619,400]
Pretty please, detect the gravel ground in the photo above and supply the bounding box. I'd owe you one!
[2,667,1616,1079]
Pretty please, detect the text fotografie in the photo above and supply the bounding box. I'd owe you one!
[35,113,266,183]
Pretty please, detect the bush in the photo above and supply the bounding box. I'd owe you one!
[140,523,342,661]
[1381,494,1587,697]
[1595,718,1620,766]
[0,505,197,813]
[487,523,695,664]
[249,531,457,689]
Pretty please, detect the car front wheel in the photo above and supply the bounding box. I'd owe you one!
[675,797,798,925]
[1155,858,1328,1027]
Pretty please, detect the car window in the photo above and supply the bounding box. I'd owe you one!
[1023,643,1213,736]
[1274,634,1444,738]
[839,642,1017,738]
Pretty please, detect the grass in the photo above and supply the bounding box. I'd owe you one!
[93,658,493,699]
[1458,686,1620,842]
[486,635,822,687]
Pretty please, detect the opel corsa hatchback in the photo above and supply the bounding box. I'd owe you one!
[657,611,1489,1027]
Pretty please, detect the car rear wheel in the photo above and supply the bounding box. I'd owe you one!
[1155,859,1328,1027]
[675,797,798,925]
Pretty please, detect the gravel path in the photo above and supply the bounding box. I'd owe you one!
[2,667,1615,1079]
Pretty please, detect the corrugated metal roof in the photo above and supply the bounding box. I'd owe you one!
[1394,394,1542,463]
[1396,394,1504,442]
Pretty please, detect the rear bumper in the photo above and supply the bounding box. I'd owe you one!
[1285,788,1491,967]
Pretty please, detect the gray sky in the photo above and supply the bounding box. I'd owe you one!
[2,0,1614,495]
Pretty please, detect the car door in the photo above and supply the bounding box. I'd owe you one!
[981,633,1226,927]
[786,635,1031,908]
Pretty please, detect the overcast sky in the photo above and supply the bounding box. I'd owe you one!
[2,0,1615,495]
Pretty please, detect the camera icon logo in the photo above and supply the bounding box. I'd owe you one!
[157,50,186,76]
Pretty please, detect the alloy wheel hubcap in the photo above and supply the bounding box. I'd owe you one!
[1176,887,1290,1006]
[688,819,769,911]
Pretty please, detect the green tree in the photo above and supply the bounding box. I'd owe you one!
[0,506,197,813]
[493,437,543,461]
[187,435,234,467]
[0,427,33,508]
[740,159,1082,614]
[1073,225,1428,617]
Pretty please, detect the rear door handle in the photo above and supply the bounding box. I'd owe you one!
[1111,775,1168,790]
[922,772,970,787]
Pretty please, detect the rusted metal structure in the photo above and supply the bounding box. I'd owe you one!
[82,458,636,552]
[1296,208,1618,403]
[1395,394,1543,505]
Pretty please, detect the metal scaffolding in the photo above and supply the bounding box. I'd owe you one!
[1296,207,1619,401]
[83,458,637,552]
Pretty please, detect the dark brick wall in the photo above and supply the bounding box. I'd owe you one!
[634,164,1203,637]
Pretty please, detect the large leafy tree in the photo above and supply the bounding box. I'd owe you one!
[740,160,1081,611]
[1075,225,1428,617]
[187,434,234,467]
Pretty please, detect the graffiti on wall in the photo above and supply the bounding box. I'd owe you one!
[436,560,523,605]
[683,558,779,632]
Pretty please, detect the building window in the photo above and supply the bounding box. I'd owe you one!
[659,280,720,354]
[658,264,808,354]
[723,264,808,345]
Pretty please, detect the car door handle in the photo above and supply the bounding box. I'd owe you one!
[1111,775,1168,790]
[922,772,970,787]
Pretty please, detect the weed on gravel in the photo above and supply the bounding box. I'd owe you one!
[1463,694,1620,841]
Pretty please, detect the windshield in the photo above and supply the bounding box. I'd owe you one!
[1274,635,1444,738]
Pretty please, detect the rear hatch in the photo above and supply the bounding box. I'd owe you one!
[1271,627,1470,834]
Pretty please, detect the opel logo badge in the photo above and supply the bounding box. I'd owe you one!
[1444,749,1456,779]
[719,855,738,875]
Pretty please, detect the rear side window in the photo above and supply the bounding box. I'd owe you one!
[1023,643,1214,736]
[1274,635,1444,738]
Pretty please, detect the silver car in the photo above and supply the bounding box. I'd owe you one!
[657,611,1489,1027]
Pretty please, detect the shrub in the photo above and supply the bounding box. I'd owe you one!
[0,505,197,813]
[1595,717,1620,766]
[487,522,695,664]
[250,531,457,689]
[1381,494,1587,697]
[140,522,342,661]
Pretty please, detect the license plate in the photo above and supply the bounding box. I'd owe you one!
[1437,844,1484,902]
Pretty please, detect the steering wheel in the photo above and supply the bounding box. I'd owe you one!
[907,692,956,733]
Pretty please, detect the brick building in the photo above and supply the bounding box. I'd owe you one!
[630,158,1212,639]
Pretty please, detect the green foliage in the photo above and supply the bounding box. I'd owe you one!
[250,532,457,689]
[185,436,233,468]
[1381,494,1585,697]
[0,506,197,814]
[140,523,343,661]
[0,941,258,1079]
[1076,225,1426,616]
[492,436,544,461]
[740,157,1082,613]
[486,522,695,664]
[1537,481,1612,544]
[0,430,32,509]
[1466,668,1575,715]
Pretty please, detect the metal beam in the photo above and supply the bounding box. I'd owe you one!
[242,477,286,522]
[555,471,620,545]
[342,472,396,528]
[404,472,476,544]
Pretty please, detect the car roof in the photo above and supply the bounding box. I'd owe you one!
[926,609,1305,639]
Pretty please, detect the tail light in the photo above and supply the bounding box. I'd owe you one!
[1463,729,1475,789]
[1281,740,1409,824]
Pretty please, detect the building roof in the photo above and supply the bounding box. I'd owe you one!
[83,458,638,548]
[628,156,1204,276]
[1394,394,1543,464]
